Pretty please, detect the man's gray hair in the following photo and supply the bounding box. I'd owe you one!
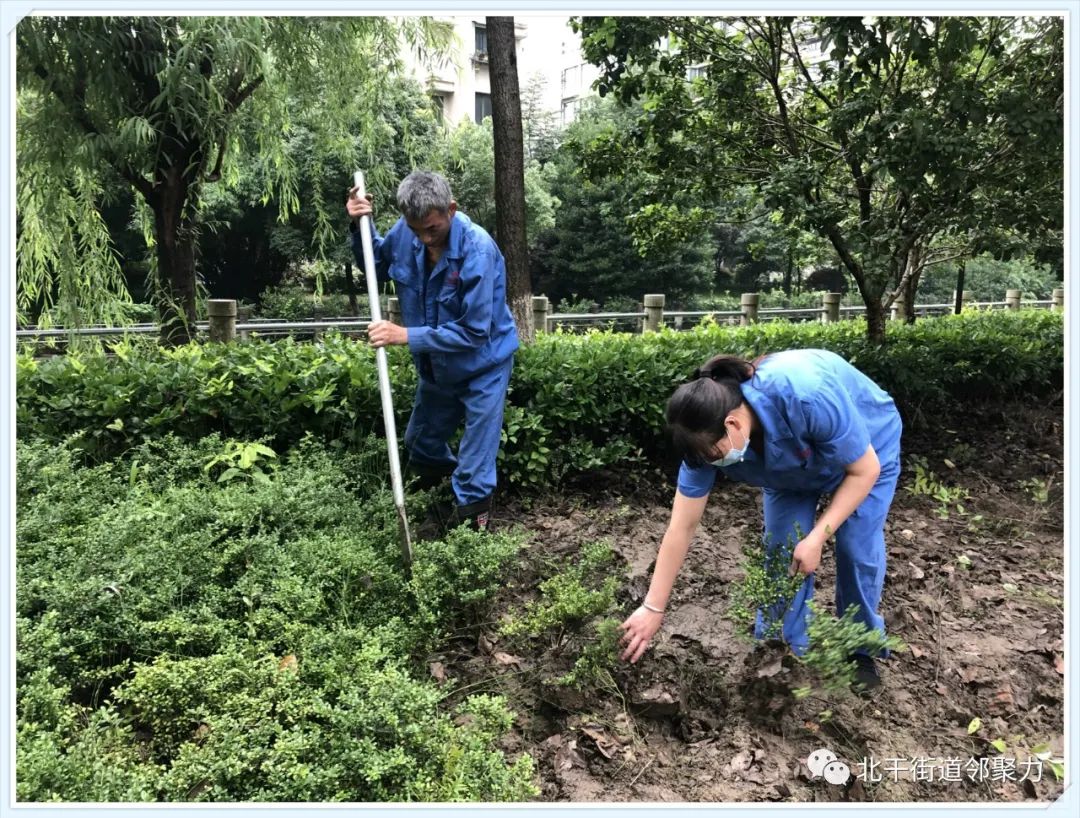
[396,171,454,221]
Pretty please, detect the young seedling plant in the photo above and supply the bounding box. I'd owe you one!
[728,528,905,697]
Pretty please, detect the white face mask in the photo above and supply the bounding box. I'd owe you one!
[710,425,748,468]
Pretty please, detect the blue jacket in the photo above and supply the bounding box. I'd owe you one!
[678,349,902,497]
[351,211,519,385]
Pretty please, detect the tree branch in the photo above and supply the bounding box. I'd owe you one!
[30,59,156,202]
[784,20,833,108]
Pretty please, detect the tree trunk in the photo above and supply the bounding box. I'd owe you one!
[154,175,198,346]
[344,261,359,316]
[903,276,917,325]
[903,242,922,325]
[822,226,888,345]
[487,16,534,343]
[954,258,967,315]
[865,300,887,344]
[783,247,794,297]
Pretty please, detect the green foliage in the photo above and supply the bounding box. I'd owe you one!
[530,97,713,307]
[16,434,535,802]
[905,454,970,519]
[255,284,360,321]
[727,532,806,641]
[555,618,623,691]
[727,531,904,696]
[203,440,278,485]
[498,542,623,696]
[574,16,1063,340]
[795,603,906,697]
[17,16,452,336]
[431,117,558,242]
[500,541,620,639]
[918,253,1059,303]
[17,310,1063,489]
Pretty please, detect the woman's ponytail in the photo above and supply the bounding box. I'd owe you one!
[667,355,757,467]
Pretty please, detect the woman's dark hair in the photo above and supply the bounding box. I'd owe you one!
[666,354,757,467]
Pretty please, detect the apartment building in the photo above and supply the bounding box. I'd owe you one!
[402,16,597,127]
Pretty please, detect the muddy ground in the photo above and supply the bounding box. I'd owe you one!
[431,399,1065,803]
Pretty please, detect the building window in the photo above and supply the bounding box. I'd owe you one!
[431,94,445,123]
[474,25,487,56]
[687,64,707,80]
[561,97,581,125]
[475,92,492,123]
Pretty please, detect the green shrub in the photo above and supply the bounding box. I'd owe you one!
[499,542,623,694]
[795,603,906,698]
[918,253,1059,303]
[500,540,620,639]
[727,531,807,642]
[16,435,534,802]
[17,310,1063,488]
[257,283,360,320]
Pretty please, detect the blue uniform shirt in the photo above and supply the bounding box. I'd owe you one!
[351,211,519,385]
[677,349,902,498]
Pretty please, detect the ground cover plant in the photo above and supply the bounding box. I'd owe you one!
[16,434,536,802]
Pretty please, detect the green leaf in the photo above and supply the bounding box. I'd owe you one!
[1031,742,1052,760]
[990,738,1007,753]
[218,467,243,482]
[967,717,983,735]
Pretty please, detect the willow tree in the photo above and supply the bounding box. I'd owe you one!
[17,16,450,342]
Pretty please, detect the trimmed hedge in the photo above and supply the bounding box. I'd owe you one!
[17,310,1063,487]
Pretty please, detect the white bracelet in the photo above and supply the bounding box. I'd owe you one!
[642,601,665,614]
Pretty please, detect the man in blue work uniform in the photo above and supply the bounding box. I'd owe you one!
[617,350,902,693]
[346,170,519,531]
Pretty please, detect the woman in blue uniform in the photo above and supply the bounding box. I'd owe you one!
[619,350,902,691]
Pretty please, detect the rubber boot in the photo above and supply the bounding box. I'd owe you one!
[849,653,881,695]
[449,496,493,532]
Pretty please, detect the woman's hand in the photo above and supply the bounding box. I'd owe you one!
[790,533,824,576]
[619,605,665,663]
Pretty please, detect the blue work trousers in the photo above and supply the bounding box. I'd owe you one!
[753,461,899,656]
[403,358,513,506]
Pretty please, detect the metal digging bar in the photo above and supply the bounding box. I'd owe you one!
[353,170,413,567]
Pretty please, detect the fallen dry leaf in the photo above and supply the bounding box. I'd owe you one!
[910,645,925,659]
[1054,655,1065,675]
[493,651,523,668]
[757,655,784,678]
[729,750,754,772]
[555,739,585,771]
[580,725,620,759]
[278,654,298,672]
[429,661,446,683]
